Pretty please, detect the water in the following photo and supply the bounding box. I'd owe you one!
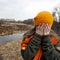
[0,33,24,44]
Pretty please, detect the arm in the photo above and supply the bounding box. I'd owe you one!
[21,33,42,60]
[42,35,60,60]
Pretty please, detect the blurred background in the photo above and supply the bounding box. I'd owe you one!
[0,0,60,60]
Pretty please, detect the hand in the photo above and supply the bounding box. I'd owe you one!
[36,23,44,36]
[43,24,51,35]
[36,23,51,36]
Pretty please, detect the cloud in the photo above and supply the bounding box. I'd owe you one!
[0,0,60,20]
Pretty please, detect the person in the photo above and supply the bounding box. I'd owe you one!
[21,11,60,60]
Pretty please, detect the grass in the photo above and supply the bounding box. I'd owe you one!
[0,39,23,60]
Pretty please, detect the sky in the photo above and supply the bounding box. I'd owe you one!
[0,0,60,21]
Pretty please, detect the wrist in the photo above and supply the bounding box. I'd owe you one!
[43,32,50,36]
[35,33,42,38]
[36,32,43,36]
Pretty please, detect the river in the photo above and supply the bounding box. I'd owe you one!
[0,33,24,44]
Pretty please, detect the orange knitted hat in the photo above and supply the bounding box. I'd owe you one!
[34,11,54,27]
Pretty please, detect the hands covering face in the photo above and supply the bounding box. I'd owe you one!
[36,23,51,36]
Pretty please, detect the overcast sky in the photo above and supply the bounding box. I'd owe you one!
[0,0,60,21]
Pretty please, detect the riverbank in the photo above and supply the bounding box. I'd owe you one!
[0,20,33,36]
[0,30,26,36]
[0,39,23,60]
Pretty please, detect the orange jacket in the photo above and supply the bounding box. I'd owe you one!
[21,35,58,60]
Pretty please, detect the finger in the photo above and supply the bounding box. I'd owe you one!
[44,24,50,30]
[44,28,47,34]
[36,25,43,32]
[43,24,49,34]
[39,23,45,30]
[46,24,51,31]
[36,26,39,30]
[36,25,43,35]
[36,23,42,30]
[44,24,50,35]
[37,25,44,34]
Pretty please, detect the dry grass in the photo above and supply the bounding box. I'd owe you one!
[0,40,23,60]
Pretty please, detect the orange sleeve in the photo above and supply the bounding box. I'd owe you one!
[21,35,33,50]
[51,36,58,45]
